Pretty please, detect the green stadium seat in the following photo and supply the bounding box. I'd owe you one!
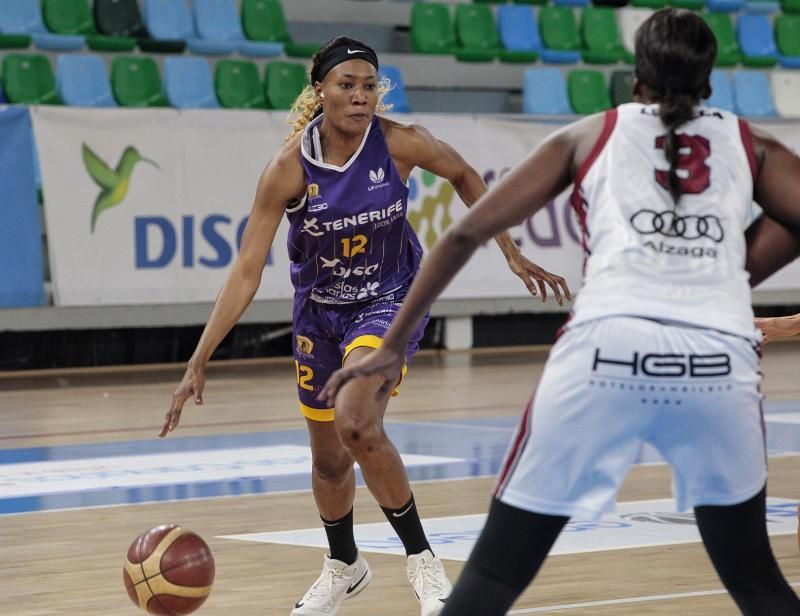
[671,0,707,8]
[701,13,741,66]
[610,70,634,106]
[540,7,582,54]
[0,34,31,49]
[264,61,306,110]
[455,4,499,62]
[411,3,455,55]
[241,0,319,58]
[215,60,267,109]
[775,14,800,57]
[2,53,62,104]
[514,0,549,5]
[631,0,667,7]
[568,69,611,114]
[581,7,625,64]
[110,56,167,107]
[782,0,800,12]
[43,0,94,35]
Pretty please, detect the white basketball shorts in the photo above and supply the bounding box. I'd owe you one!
[495,316,766,519]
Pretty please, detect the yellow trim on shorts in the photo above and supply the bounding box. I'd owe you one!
[300,402,335,422]
[342,334,408,397]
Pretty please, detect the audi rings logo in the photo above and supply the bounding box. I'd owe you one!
[630,209,724,243]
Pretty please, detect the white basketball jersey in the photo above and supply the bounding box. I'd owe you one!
[568,103,759,340]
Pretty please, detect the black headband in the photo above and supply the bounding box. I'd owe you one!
[311,44,379,84]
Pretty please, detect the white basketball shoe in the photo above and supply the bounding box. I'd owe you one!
[291,553,371,615]
[407,550,452,616]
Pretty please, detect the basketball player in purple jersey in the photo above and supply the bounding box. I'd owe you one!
[321,10,800,615]
[159,37,570,616]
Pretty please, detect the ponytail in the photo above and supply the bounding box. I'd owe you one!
[658,92,695,205]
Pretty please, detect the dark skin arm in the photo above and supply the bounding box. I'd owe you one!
[320,114,605,403]
[745,128,800,287]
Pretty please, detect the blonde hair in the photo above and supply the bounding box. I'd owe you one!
[285,77,394,142]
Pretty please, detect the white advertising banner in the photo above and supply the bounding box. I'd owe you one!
[31,108,799,306]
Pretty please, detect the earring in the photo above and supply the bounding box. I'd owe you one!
[320,93,325,100]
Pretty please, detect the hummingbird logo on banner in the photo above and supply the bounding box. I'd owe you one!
[82,143,159,233]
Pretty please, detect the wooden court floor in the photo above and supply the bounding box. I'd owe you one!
[0,342,798,615]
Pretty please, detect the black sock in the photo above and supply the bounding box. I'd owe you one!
[381,493,432,556]
[321,508,358,565]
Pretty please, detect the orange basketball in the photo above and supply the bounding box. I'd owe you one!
[123,524,215,615]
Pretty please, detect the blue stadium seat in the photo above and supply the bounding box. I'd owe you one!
[379,65,411,113]
[743,0,780,12]
[706,69,734,111]
[56,55,117,107]
[737,14,778,66]
[498,5,543,56]
[707,0,744,10]
[733,70,776,116]
[523,68,573,114]
[163,56,219,108]
[0,0,85,51]
[142,0,233,56]
[193,0,284,57]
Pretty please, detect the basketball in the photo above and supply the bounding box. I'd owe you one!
[123,525,215,615]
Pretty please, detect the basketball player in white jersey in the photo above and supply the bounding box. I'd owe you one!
[321,9,800,614]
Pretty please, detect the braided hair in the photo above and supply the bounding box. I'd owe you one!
[635,9,717,204]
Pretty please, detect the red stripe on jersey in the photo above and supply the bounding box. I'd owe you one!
[494,394,534,497]
[574,108,618,188]
[738,118,759,185]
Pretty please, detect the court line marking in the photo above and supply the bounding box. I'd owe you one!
[507,582,800,613]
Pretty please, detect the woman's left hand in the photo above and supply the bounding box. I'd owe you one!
[505,252,572,305]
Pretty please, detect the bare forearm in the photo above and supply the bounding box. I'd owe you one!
[190,267,262,366]
[452,171,519,259]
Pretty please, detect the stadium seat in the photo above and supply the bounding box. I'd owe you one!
[110,56,168,107]
[707,0,744,11]
[743,0,780,13]
[214,60,267,109]
[619,8,654,57]
[0,81,5,103]
[514,0,549,5]
[241,0,320,58]
[539,6,582,64]
[581,7,626,64]
[142,0,233,55]
[732,70,775,116]
[569,69,611,114]
[1,54,62,104]
[702,13,741,66]
[593,0,630,7]
[737,14,778,67]
[0,0,85,51]
[193,0,284,57]
[631,0,667,8]
[554,0,589,8]
[706,69,735,111]
[782,0,800,12]
[0,34,31,49]
[56,54,117,107]
[454,4,499,61]
[411,3,455,54]
[610,70,633,106]
[771,70,800,117]
[775,15,800,68]
[94,0,146,37]
[522,67,573,114]
[496,5,540,63]
[264,61,306,110]
[671,0,706,8]
[379,64,411,113]
[163,57,218,108]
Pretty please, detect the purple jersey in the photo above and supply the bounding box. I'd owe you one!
[286,115,423,304]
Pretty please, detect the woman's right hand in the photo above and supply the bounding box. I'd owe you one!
[159,363,205,437]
